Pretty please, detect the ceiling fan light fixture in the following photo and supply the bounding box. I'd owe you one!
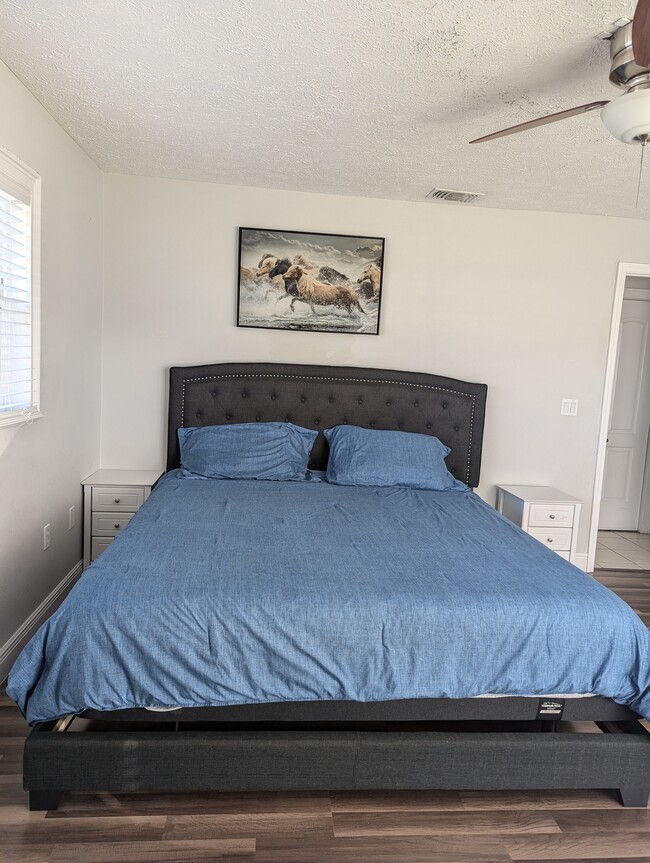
[601,88,650,142]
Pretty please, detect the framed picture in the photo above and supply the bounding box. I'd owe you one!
[237,227,384,335]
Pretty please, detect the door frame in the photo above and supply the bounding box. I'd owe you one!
[588,261,650,571]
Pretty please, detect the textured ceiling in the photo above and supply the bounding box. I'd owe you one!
[1,0,649,217]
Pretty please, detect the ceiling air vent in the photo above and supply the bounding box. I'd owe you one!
[425,188,485,204]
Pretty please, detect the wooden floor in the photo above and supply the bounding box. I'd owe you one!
[2,568,650,863]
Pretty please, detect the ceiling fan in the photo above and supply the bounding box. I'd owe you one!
[470,0,650,146]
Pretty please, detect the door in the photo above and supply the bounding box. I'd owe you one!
[600,295,650,530]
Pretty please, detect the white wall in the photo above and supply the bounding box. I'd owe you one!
[101,173,650,557]
[0,60,103,650]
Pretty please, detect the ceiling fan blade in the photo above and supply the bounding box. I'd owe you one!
[469,101,609,144]
[633,0,650,68]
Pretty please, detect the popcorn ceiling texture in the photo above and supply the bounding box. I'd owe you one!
[0,0,647,218]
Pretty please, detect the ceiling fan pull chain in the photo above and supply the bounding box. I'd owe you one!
[636,136,647,207]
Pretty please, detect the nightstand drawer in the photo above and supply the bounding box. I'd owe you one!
[92,486,145,511]
[529,527,572,551]
[91,511,135,536]
[91,536,114,561]
[528,504,575,528]
[553,550,571,561]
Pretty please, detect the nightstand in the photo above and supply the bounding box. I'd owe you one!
[496,485,582,564]
[82,469,162,570]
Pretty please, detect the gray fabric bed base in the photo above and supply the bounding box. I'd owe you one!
[25,721,650,811]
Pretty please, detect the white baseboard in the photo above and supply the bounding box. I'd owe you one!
[574,552,589,572]
[0,560,82,683]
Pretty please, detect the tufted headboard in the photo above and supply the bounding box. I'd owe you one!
[167,363,488,487]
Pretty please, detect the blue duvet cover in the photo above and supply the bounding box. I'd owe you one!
[9,471,650,723]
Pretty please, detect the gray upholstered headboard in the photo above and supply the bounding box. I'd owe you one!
[167,363,488,487]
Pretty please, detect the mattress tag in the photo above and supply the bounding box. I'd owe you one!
[536,699,565,719]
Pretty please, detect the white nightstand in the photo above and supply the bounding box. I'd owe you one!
[496,485,582,564]
[82,469,163,570]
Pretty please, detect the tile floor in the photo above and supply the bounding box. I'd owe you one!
[595,530,650,569]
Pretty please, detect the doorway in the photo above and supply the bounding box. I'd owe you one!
[590,265,650,571]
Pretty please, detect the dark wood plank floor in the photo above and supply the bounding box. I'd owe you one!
[1,568,649,863]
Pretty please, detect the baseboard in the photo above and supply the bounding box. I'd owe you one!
[0,560,82,683]
[574,552,589,572]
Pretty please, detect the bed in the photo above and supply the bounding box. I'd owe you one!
[10,362,650,810]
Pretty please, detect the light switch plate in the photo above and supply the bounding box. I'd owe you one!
[561,398,578,416]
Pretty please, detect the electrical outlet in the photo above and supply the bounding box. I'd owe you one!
[43,523,51,550]
[68,505,76,530]
[561,399,579,416]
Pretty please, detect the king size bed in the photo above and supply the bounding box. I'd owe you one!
[8,362,650,810]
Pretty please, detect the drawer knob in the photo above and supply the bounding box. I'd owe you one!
[114,498,121,504]
[114,523,120,529]
[549,514,555,519]
[547,538,553,543]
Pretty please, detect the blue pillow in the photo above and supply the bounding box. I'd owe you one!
[324,425,466,491]
[178,422,318,481]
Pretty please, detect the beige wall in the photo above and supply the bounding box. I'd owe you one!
[101,173,650,560]
[0,60,103,649]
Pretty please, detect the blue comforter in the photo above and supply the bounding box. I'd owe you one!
[9,471,650,723]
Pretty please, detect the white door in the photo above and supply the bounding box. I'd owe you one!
[600,295,650,530]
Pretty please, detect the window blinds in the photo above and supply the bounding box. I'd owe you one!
[0,186,33,415]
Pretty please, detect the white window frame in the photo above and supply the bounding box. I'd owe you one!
[0,146,41,429]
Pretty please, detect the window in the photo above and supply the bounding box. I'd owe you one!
[0,148,40,428]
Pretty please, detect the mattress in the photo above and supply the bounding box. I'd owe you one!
[142,693,595,711]
[8,470,650,723]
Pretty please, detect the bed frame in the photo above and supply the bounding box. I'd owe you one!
[24,362,650,810]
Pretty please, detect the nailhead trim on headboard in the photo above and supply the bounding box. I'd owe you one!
[168,363,487,487]
[180,373,477,484]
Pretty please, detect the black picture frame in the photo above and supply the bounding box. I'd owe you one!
[236,226,384,335]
